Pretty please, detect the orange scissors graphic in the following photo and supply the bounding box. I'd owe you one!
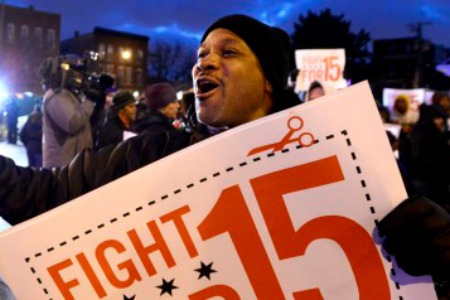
[247,116,315,156]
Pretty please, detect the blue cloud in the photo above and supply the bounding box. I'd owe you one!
[420,5,450,23]
[4,0,450,48]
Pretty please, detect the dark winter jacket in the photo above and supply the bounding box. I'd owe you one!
[0,129,194,225]
[134,111,177,135]
[410,105,450,183]
[19,111,43,154]
[0,90,300,226]
[95,113,129,149]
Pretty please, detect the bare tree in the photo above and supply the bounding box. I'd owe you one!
[148,40,196,87]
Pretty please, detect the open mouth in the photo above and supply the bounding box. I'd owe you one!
[197,79,219,95]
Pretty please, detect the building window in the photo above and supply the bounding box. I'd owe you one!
[20,25,29,39]
[98,43,106,60]
[125,67,132,85]
[388,44,396,55]
[34,27,43,47]
[106,64,114,74]
[117,66,124,85]
[107,45,114,61]
[136,49,144,62]
[47,29,56,49]
[118,47,124,61]
[136,68,143,86]
[6,23,15,44]
[388,65,395,77]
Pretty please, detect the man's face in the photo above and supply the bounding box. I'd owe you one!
[433,117,446,132]
[192,28,272,128]
[120,103,137,122]
[394,98,408,114]
[105,92,115,107]
[439,96,450,111]
[160,101,180,120]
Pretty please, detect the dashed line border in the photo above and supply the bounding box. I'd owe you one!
[22,129,401,299]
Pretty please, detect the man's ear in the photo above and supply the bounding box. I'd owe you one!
[264,79,273,93]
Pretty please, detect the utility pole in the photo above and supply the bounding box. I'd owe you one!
[0,0,5,74]
[408,21,432,88]
[0,0,5,49]
[408,21,432,40]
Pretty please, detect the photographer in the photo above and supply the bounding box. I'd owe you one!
[37,55,113,168]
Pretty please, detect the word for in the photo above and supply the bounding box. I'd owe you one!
[299,56,342,82]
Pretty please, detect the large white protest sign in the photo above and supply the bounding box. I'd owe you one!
[0,82,436,299]
[295,49,347,92]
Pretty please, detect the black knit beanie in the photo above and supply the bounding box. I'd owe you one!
[112,90,136,111]
[201,14,291,96]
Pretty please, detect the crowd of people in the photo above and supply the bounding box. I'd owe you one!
[0,13,449,299]
[298,79,450,213]
[381,92,450,209]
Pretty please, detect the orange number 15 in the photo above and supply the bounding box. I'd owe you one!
[198,155,390,299]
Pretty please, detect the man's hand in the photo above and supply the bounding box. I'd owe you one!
[378,196,450,283]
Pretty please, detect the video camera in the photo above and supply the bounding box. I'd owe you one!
[80,51,115,95]
[37,51,115,98]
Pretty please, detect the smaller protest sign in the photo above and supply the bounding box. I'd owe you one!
[295,49,347,92]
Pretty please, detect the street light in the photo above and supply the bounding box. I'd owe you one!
[121,49,132,60]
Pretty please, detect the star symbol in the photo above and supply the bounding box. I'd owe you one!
[123,295,135,300]
[195,261,217,280]
[156,278,178,296]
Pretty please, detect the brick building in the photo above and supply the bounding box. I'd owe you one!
[0,4,60,94]
[61,27,149,92]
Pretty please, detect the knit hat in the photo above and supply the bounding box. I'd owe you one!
[145,82,177,111]
[201,14,291,94]
[111,90,136,111]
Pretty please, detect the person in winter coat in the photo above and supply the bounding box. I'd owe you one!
[95,90,137,149]
[19,104,43,167]
[409,104,450,207]
[0,13,298,223]
[39,56,104,169]
[134,82,181,134]
[43,86,98,169]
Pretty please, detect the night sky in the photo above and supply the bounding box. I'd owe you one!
[5,0,450,52]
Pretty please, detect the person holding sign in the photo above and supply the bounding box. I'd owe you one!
[0,13,448,299]
[0,14,298,225]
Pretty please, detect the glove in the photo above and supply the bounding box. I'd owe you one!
[378,196,450,284]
